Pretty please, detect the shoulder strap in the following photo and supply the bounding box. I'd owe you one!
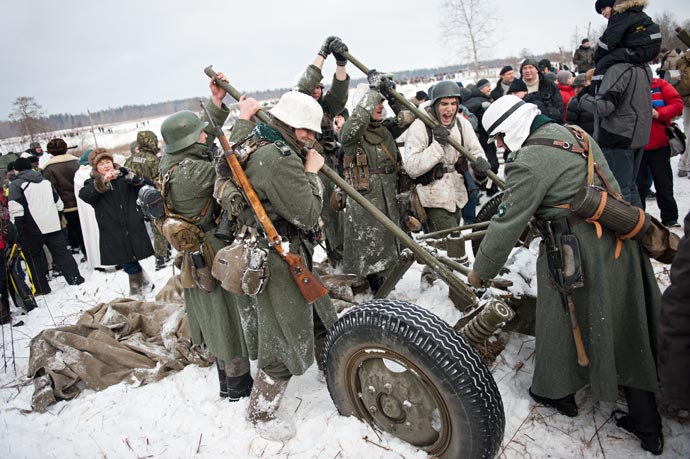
[378,142,400,172]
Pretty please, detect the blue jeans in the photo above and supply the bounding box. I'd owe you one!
[601,147,643,208]
[121,261,142,275]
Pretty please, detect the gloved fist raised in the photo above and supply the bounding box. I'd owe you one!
[472,157,492,175]
[367,69,394,92]
[432,125,450,146]
[329,37,349,65]
[318,36,337,58]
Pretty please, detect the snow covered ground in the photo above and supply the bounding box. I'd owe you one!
[1,97,690,459]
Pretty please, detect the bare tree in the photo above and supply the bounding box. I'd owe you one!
[654,11,690,53]
[440,0,497,81]
[9,96,47,141]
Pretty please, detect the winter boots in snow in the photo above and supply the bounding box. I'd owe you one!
[128,272,144,297]
[529,387,578,417]
[216,357,253,401]
[247,369,294,441]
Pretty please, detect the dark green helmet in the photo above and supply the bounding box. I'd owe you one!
[430,80,463,104]
[161,111,208,153]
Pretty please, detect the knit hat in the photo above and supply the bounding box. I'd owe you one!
[46,138,68,155]
[538,59,552,71]
[337,108,349,120]
[507,79,528,94]
[415,90,428,101]
[500,65,513,76]
[80,149,93,166]
[581,38,590,45]
[88,148,114,168]
[520,58,540,74]
[544,72,557,83]
[595,0,614,13]
[476,79,491,90]
[14,157,32,171]
[573,74,587,87]
[557,70,573,85]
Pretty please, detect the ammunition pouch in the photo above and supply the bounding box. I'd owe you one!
[212,227,269,296]
[413,163,454,186]
[158,217,205,252]
[409,185,427,223]
[343,147,370,192]
[535,219,585,294]
[189,249,217,293]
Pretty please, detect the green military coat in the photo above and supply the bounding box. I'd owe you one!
[297,64,350,262]
[231,123,336,376]
[159,102,247,363]
[473,121,660,402]
[339,90,406,278]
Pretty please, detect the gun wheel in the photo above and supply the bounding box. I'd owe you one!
[324,299,504,458]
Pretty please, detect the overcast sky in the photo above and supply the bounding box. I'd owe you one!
[2,0,688,120]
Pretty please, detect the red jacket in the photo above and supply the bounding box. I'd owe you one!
[557,84,575,121]
[645,78,684,151]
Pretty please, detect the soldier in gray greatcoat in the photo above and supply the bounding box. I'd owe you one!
[338,72,411,292]
[468,95,664,456]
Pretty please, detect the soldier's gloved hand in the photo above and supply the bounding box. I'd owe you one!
[318,36,337,58]
[467,270,486,288]
[432,125,450,146]
[367,69,386,91]
[329,37,349,66]
[472,157,492,176]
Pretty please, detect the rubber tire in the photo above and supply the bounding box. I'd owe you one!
[324,299,504,459]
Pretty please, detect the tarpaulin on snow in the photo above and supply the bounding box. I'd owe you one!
[28,295,211,412]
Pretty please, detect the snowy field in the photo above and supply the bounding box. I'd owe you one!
[1,89,690,459]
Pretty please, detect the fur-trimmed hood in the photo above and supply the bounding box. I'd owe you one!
[614,0,648,14]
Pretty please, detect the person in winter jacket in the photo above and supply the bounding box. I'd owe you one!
[464,79,499,189]
[42,138,85,257]
[636,78,683,226]
[520,58,565,122]
[594,62,653,207]
[556,71,575,122]
[566,70,597,135]
[8,157,84,294]
[490,65,515,100]
[573,38,595,74]
[79,149,153,296]
[658,210,690,410]
[592,0,661,81]
[0,193,11,324]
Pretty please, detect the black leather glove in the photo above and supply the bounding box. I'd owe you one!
[472,157,492,176]
[432,125,450,146]
[329,37,348,66]
[318,36,336,58]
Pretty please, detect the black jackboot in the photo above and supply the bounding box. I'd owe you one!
[612,387,663,455]
[216,358,228,398]
[529,387,578,417]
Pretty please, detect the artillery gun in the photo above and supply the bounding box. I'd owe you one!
[205,59,537,458]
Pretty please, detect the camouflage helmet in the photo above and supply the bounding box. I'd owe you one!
[137,130,159,154]
[161,111,208,154]
[430,80,463,104]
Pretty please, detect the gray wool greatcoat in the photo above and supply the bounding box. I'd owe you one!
[473,121,660,402]
[339,90,407,278]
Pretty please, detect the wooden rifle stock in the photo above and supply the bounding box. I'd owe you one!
[209,107,328,304]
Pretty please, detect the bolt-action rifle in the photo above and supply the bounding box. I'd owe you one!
[200,100,329,304]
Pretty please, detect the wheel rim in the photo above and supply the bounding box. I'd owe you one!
[342,347,453,455]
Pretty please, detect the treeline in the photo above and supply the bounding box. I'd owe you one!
[0,87,291,140]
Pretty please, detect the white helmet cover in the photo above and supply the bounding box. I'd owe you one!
[482,95,541,152]
[269,91,323,133]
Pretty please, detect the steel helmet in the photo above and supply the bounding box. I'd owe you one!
[269,91,323,133]
[161,111,208,153]
[430,80,463,104]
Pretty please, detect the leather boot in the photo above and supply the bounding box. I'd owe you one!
[247,369,294,441]
[225,356,252,401]
[529,387,578,417]
[128,272,144,297]
[216,358,228,398]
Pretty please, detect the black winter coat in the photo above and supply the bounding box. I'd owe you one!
[658,211,690,409]
[566,90,596,135]
[523,76,564,123]
[79,167,153,265]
